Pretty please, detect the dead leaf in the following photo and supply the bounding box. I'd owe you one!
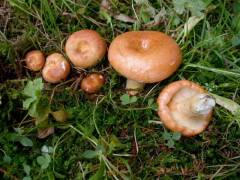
[101,0,111,11]
[51,110,69,123]
[114,14,136,23]
[37,127,54,139]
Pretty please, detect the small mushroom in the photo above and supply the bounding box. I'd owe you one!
[108,31,182,95]
[81,73,105,94]
[157,80,216,137]
[42,53,71,83]
[65,29,107,68]
[25,50,45,71]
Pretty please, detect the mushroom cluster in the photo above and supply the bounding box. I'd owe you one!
[24,29,219,137]
[25,29,106,93]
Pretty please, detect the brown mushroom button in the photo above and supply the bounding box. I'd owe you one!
[157,80,216,137]
[81,73,105,94]
[65,30,107,68]
[25,50,45,71]
[42,53,71,83]
[108,31,182,83]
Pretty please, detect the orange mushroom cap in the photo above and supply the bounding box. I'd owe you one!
[108,31,182,83]
[81,73,105,94]
[65,30,107,68]
[42,53,70,83]
[25,50,45,71]
[157,80,215,137]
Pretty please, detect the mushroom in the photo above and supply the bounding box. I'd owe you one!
[108,31,182,95]
[157,80,216,137]
[42,53,71,83]
[81,73,105,94]
[25,50,45,71]
[65,29,107,68]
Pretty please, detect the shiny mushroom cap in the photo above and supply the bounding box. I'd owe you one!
[108,31,182,83]
[25,50,45,71]
[81,73,105,94]
[157,80,216,137]
[65,29,107,68]
[42,53,71,83]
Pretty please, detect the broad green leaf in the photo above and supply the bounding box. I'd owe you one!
[23,78,43,98]
[28,98,50,121]
[82,150,98,159]
[120,94,130,105]
[37,154,51,169]
[173,0,186,14]
[20,137,33,147]
[167,139,175,148]
[120,94,138,105]
[23,162,31,175]
[173,0,207,17]
[147,98,154,106]
[231,34,240,47]
[3,155,11,163]
[23,98,35,110]
[162,132,171,140]
[23,177,32,180]
[129,96,137,104]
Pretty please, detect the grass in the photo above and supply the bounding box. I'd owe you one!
[0,0,240,179]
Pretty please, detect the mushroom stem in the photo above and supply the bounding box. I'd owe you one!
[189,94,216,115]
[126,79,145,96]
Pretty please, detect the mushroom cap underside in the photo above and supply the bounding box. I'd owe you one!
[157,80,213,137]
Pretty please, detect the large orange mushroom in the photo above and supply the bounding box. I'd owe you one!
[157,80,216,137]
[108,31,182,95]
[65,29,107,68]
[42,53,70,83]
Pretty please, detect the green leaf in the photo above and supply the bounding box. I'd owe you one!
[37,154,51,169]
[173,0,207,17]
[147,98,154,106]
[167,139,175,148]
[20,137,33,147]
[82,150,98,159]
[172,132,181,141]
[162,132,171,140]
[3,155,11,163]
[23,162,31,175]
[129,96,137,104]
[23,78,43,98]
[173,0,187,14]
[23,98,35,110]
[23,177,32,180]
[231,34,240,47]
[120,94,138,105]
[120,94,130,105]
[28,98,50,121]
